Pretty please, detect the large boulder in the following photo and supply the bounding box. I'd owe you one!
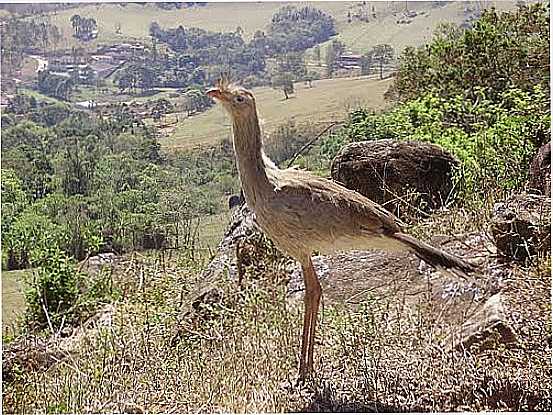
[184,206,516,353]
[491,193,551,260]
[331,140,459,216]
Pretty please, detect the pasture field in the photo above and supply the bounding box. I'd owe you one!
[36,1,522,58]
[305,1,522,61]
[164,75,393,150]
[2,270,28,332]
[40,2,355,49]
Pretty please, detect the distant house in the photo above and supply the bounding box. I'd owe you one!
[338,54,362,69]
[49,71,72,78]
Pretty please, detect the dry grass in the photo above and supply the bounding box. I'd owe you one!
[3,208,551,413]
[41,2,354,50]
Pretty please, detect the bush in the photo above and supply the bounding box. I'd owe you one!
[392,3,549,102]
[2,209,67,270]
[24,244,81,329]
[323,85,550,199]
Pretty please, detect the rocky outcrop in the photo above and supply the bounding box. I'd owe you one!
[187,206,517,353]
[491,193,551,260]
[331,140,459,217]
[528,142,551,197]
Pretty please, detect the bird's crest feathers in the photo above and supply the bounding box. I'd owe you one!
[216,73,236,93]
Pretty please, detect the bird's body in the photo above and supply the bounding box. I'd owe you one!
[207,78,474,381]
[255,164,407,258]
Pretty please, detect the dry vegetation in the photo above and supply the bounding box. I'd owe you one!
[3,202,551,413]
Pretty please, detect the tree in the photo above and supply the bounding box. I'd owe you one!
[182,88,212,116]
[325,39,345,78]
[371,44,394,79]
[71,15,97,41]
[360,52,373,75]
[271,72,294,99]
[393,4,549,102]
[276,52,307,80]
[70,14,81,37]
[151,98,174,123]
[268,5,337,53]
[313,45,321,66]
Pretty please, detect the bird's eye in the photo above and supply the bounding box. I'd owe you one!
[234,95,246,104]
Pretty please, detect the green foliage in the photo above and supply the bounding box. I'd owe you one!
[37,70,75,100]
[325,4,551,203]
[24,244,81,329]
[70,14,97,41]
[392,3,550,101]
[268,5,336,53]
[0,17,61,75]
[369,44,394,79]
[146,5,333,92]
[327,86,549,198]
[2,209,66,270]
[325,39,345,77]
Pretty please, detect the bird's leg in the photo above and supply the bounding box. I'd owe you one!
[298,256,322,382]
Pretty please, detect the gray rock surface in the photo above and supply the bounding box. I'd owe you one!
[193,205,517,352]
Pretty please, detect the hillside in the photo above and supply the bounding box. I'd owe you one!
[39,2,352,48]
[164,75,393,149]
[28,1,521,54]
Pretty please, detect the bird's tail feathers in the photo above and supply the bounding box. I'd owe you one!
[392,232,475,275]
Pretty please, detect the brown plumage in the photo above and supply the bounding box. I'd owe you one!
[207,78,474,381]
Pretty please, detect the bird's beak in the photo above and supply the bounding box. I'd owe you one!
[206,88,228,102]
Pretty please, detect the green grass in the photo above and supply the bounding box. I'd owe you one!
[165,75,393,150]
[70,85,181,105]
[41,2,353,50]
[19,88,63,105]
[196,211,233,251]
[2,270,28,331]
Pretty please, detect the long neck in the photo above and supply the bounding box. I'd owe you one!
[232,112,273,208]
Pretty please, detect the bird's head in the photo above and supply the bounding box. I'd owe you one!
[206,77,256,121]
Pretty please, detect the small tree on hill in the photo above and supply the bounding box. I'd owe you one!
[271,72,294,99]
[371,44,394,79]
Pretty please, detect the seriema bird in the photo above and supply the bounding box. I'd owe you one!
[206,78,474,382]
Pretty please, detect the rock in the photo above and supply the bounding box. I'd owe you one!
[187,204,516,353]
[331,140,459,217]
[285,233,516,351]
[175,205,289,319]
[445,293,517,352]
[80,252,119,276]
[491,193,551,260]
[528,142,551,197]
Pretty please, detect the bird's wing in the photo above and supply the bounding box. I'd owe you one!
[268,168,402,236]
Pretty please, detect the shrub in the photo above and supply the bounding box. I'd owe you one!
[323,86,550,200]
[392,3,550,102]
[24,243,81,329]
